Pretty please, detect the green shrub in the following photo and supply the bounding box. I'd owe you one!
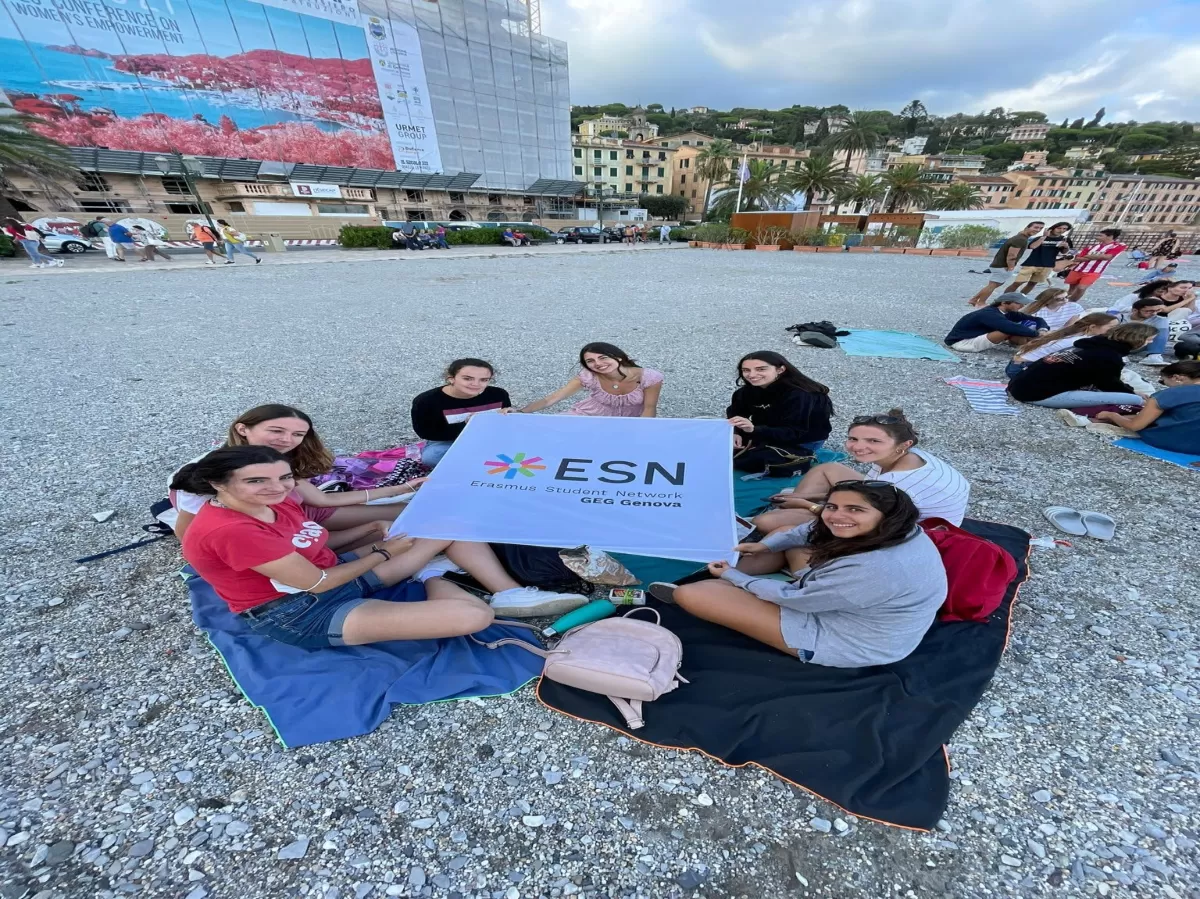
[933,224,1006,249]
[691,223,732,243]
[0,232,13,258]
[669,227,692,242]
[446,228,505,246]
[793,227,827,247]
[339,225,394,249]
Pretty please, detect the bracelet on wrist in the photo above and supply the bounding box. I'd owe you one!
[370,544,392,561]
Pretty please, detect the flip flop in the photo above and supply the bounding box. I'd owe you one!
[1079,511,1116,541]
[1043,506,1087,536]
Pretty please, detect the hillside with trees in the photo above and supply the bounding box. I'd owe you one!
[570,103,1200,178]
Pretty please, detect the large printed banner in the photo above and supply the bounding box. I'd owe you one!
[394,415,738,565]
[0,0,440,171]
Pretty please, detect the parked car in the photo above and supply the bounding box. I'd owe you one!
[553,226,605,244]
[42,233,94,254]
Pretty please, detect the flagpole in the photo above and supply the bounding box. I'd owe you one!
[735,153,747,212]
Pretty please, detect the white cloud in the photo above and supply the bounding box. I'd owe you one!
[543,0,1200,121]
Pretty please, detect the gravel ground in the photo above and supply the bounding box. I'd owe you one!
[1,248,1197,899]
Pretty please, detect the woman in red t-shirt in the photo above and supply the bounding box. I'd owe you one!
[171,404,420,549]
[175,446,587,648]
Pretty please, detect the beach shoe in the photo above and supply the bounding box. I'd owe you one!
[489,587,588,618]
[647,582,679,604]
[1056,409,1089,428]
[1138,354,1169,366]
[1043,506,1087,537]
[1079,511,1116,541]
[796,331,838,349]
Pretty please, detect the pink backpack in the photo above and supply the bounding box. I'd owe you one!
[477,608,686,730]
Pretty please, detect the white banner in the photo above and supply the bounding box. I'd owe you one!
[290,182,343,198]
[393,415,737,564]
[250,0,362,26]
[364,15,443,173]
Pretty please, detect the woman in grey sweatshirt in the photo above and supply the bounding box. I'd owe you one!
[651,482,948,667]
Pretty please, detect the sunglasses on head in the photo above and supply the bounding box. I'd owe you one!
[850,414,900,426]
[830,479,897,491]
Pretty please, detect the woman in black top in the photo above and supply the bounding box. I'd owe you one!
[727,351,833,474]
[1006,323,1157,409]
[411,359,511,466]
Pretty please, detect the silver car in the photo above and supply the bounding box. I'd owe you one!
[41,233,96,254]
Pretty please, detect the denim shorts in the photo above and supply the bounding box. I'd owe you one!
[239,555,419,649]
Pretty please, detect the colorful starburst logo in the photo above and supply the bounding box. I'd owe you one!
[484,452,546,480]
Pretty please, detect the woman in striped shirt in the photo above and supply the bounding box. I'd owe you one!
[754,409,970,531]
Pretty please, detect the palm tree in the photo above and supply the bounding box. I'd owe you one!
[899,100,928,136]
[932,182,986,210]
[709,158,787,217]
[0,108,78,218]
[835,174,886,213]
[784,154,845,211]
[693,139,736,220]
[881,163,933,212]
[824,110,884,172]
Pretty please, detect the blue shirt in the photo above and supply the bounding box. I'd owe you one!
[1142,385,1200,455]
[108,223,132,243]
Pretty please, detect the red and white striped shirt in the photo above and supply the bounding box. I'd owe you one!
[1073,242,1127,274]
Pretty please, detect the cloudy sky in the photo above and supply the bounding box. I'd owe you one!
[544,0,1199,123]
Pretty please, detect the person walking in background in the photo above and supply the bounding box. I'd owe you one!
[967,221,1043,307]
[1063,228,1127,301]
[84,216,119,260]
[132,226,172,262]
[432,225,450,249]
[106,219,136,262]
[659,223,671,244]
[1147,231,1182,272]
[189,220,224,265]
[217,219,262,264]
[2,219,61,268]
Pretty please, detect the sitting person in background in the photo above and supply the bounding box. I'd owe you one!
[727,351,833,474]
[944,294,1047,353]
[1006,322,1158,409]
[1006,313,1118,378]
[1111,297,1172,366]
[1020,287,1085,330]
[411,358,511,466]
[648,483,946,668]
[1107,279,1194,316]
[519,342,663,417]
[171,404,418,547]
[1095,361,1200,454]
[1138,261,1178,283]
[754,409,969,529]
[175,447,587,646]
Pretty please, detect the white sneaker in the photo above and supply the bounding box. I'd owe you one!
[1056,409,1089,428]
[414,555,465,583]
[30,263,43,269]
[489,586,588,618]
[1138,354,1169,366]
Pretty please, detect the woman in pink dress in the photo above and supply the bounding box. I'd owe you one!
[518,342,664,417]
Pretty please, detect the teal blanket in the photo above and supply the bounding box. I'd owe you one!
[841,329,960,362]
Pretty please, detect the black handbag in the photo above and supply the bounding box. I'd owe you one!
[732,443,814,477]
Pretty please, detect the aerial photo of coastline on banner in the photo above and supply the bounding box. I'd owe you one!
[0,0,439,171]
[393,415,739,565]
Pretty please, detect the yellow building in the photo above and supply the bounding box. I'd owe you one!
[671,142,812,217]
[570,136,676,198]
[956,176,1019,207]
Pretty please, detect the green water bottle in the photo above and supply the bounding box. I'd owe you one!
[542,599,616,637]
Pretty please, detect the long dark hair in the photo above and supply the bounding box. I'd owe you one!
[1136,279,1172,300]
[170,446,289,497]
[579,342,637,377]
[736,351,832,407]
[225,404,333,479]
[806,482,920,567]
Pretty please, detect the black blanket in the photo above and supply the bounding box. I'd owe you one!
[537,520,1029,830]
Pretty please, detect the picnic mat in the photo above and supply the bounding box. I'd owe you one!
[539,519,1030,831]
[841,329,961,362]
[186,568,544,747]
[1113,438,1200,470]
[944,375,1021,415]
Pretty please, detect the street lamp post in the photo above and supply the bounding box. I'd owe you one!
[154,151,219,237]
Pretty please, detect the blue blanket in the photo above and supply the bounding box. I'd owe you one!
[186,569,544,747]
[841,329,961,362]
[1114,438,1200,471]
